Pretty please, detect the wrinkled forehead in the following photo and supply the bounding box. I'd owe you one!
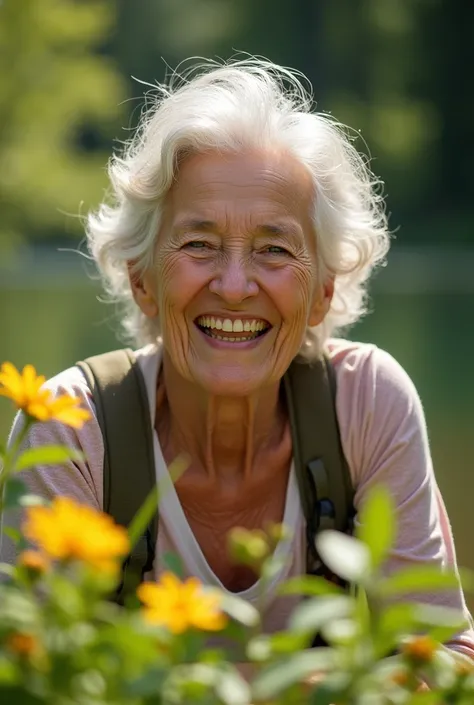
[162,149,316,235]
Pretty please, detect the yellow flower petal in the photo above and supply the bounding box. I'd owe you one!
[0,362,90,428]
[23,365,45,398]
[0,362,24,400]
[50,405,91,429]
[138,573,227,634]
[23,497,130,571]
[136,582,161,606]
[26,400,52,421]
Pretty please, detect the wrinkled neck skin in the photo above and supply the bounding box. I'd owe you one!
[158,349,286,487]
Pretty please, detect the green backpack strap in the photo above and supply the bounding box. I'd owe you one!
[283,353,354,571]
[76,349,157,603]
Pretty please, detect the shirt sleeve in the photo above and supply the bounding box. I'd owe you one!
[0,366,104,566]
[335,344,474,661]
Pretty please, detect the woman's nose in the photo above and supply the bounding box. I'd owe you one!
[209,256,258,303]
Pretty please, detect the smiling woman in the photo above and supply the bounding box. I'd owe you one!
[3,57,474,667]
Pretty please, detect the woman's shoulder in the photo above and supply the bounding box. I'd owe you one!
[326,337,418,402]
[42,343,161,401]
[41,364,93,401]
[326,338,426,485]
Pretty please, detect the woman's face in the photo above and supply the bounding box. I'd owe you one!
[135,149,333,396]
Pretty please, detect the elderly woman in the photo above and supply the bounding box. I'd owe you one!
[3,59,474,664]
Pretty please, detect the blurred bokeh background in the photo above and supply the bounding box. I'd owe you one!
[1,1,473,590]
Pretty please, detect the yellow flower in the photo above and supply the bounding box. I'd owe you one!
[6,632,40,658]
[138,572,228,634]
[0,362,90,428]
[22,497,130,573]
[402,635,437,664]
[18,549,50,575]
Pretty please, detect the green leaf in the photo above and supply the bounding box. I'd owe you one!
[1,527,21,544]
[247,632,310,662]
[252,649,336,700]
[378,565,466,597]
[2,477,27,508]
[320,618,358,646]
[127,485,158,549]
[269,631,312,653]
[413,602,467,630]
[261,555,288,584]
[279,574,343,597]
[309,673,351,705]
[18,494,47,508]
[246,635,272,662]
[15,445,84,472]
[215,668,251,705]
[126,669,167,697]
[162,551,184,577]
[405,693,441,704]
[289,595,353,634]
[0,562,15,578]
[221,594,260,628]
[378,602,417,635]
[357,485,395,569]
[316,531,371,583]
[128,455,188,548]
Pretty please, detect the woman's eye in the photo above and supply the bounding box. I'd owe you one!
[184,240,207,249]
[264,245,290,255]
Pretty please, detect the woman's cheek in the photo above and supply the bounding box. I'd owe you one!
[277,262,314,321]
[156,253,193,310]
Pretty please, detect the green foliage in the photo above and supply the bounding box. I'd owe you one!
[1,392,474,703]
[0,0,126,251]
[15,445,84,472]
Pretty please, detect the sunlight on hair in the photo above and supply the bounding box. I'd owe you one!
[86,57,390,357]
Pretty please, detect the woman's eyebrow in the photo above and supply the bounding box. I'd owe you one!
[173,218,218,234]
[173,218,302,238]
[255,222,303,240]
[256,223,296,236]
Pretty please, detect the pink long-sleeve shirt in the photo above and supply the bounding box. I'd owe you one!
[2,339,474,660]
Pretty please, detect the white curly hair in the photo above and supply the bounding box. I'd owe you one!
[86,57,390,358]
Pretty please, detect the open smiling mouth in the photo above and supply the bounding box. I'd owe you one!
[195,316,271,343]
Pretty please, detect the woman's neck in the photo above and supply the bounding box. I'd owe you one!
[157,350,287,485]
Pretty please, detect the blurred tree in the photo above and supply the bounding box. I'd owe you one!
[112,0,246,105]
[2,0,472,250]
[0,0,126,253]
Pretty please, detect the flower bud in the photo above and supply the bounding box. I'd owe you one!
[402,635,437,664]
[228,527,270,569]
[18,549,49,579]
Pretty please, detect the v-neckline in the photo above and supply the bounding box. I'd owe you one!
[140,346,301,600]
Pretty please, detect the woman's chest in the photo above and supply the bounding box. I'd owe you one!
[172,471,291,591]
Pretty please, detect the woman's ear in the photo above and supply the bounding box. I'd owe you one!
[308,276,334,327]
[127,263,159,318]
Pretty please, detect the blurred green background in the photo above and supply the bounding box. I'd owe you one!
[1,1,473,595]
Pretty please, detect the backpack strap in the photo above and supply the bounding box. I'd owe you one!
[283,353,354,570]
[76,349,157,603]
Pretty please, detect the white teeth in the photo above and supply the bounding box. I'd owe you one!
[197,316,269,334]
[208,334,253,343]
